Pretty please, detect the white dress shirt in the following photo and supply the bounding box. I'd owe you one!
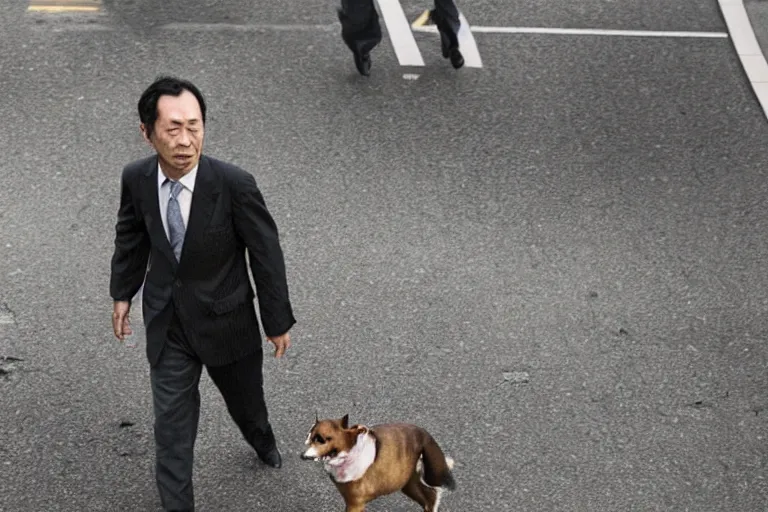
[157,162,198,242]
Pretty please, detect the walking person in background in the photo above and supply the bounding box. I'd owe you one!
[337,0,464,75]
[109,76,296,511]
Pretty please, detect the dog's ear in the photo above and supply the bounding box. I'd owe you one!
[354,424,368,436]
[340,414,349,429]
[315,410,319,424]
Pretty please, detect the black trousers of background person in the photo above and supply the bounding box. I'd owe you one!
[150,310,275,511]
[336,0,461,59]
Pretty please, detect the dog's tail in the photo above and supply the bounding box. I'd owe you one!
[418,434,457,491]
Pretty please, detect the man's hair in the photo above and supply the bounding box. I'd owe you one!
[137,76,207,138]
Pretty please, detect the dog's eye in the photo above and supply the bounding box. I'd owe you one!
[313,434,324,443]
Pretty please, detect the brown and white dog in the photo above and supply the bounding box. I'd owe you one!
[301,414,456,512]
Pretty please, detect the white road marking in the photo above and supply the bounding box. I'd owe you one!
[412,25,728,38]
[717,0,768,120]
[92,21,727,41]
[142,21,730,80]
[53,19,731,80]
[457,11,482,68]
[375,0,425,67]
[741,55,768,82]
[158,22,337,32]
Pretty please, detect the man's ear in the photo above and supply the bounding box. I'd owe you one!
[340,414,349,429]
[139,123,154,147]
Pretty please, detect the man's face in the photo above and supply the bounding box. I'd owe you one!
[142,89,204,177]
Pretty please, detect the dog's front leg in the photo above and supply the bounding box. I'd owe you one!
[343,499,368,512]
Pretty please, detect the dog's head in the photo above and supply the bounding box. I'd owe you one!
[300,414,368,462]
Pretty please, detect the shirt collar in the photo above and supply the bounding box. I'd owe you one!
[157,161,198,193]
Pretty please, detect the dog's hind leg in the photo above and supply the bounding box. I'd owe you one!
[402,470,440,511]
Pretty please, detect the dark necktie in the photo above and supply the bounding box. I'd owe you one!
[167,180,185,261]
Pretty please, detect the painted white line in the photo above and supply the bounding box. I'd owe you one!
[754,82,768,114]
[375,0,425,67]
[412,25,728,38]
[158,22,337,32]
[717,0,768,120]
[31,24,113,32]
[719,4,762,54]
[148,22,728,39]
[457,11,482,68]
[741,54,768,82]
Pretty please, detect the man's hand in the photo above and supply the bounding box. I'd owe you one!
[113,300,132,341]
[266,332,291,358]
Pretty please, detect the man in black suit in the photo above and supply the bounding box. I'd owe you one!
[109,76,296,512]
[337,0,464,76]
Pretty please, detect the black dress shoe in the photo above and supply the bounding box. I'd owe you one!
[431,9,464,69]
[258,446,282,468]
[353,51,372,76]
[442,40,464,69]
[336,7,378,77]
[446,46,464,69]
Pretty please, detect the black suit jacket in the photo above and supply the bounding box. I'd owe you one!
[109,154,296,367]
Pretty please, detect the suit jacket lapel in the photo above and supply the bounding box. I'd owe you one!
[178,155,219,268]
[140,156,178,270]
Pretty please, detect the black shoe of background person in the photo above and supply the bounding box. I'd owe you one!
[353,51,372,76]
[337,7,379,76]
[430,9,464,69]
[258,445,282,468]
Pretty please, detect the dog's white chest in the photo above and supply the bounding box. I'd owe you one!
[324,433,377,483]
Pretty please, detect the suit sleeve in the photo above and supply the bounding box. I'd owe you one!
[109,166,150,302]
[232,172,296,337]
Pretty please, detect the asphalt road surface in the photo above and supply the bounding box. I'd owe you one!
[1,0,767,511]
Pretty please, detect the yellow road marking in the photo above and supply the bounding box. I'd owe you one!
[28,5,99,11]
[411,9,431,28]
[28,0,102,13]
